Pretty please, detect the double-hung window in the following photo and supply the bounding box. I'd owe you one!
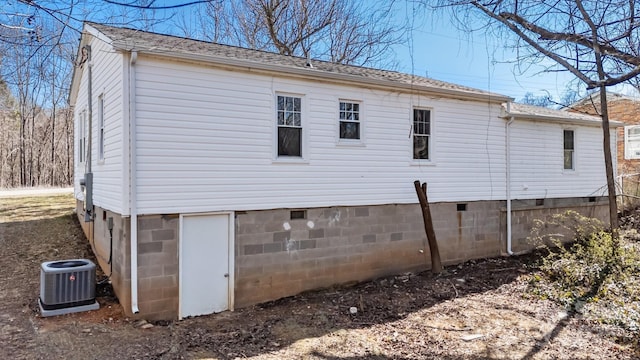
[625,125,640,159]
[413,108,431,160]
[277,95,302,157]
[339,101,360,140]
[563,129,575,170]
[79,111,87,163]
[98,95,105,161]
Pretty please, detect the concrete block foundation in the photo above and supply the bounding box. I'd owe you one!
[77,196,609,320]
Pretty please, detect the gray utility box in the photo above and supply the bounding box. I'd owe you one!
[39,259,99,317]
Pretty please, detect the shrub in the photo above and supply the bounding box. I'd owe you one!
[527,211,640,332]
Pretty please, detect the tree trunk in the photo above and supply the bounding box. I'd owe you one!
[598,88,619,235]
[413,180,443,273]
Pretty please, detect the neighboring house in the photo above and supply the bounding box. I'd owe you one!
[70,22,618,321]
[569,92,640,176]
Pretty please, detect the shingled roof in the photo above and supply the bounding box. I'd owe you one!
[84,22,511,103]
[503,102,623,127]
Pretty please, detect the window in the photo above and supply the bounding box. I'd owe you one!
[79,111,87,163]
[339,101,360,140]
[625,125,640,159]
[277,95,302,157]
[413,109,431,160]
[98,95,104,161]
[563,129,575,170]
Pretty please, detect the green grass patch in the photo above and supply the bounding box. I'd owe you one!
[0,193,76,222]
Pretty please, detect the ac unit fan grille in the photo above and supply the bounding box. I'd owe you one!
[40,259,96,309]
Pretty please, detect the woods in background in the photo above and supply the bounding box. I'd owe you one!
[0,0,403,189]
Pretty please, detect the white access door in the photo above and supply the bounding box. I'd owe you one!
[179,213,232,319]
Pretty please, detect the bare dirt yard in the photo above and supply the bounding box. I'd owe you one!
[0,193,638,359]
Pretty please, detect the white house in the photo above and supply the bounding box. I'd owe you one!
[70,22,618,320]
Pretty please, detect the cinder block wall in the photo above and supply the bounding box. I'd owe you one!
[77,197,610,320]
[506,197,610,253]
[135,214,179,320]
[75,201,131,316]
[75,203,179,320]
[234,201,506,308]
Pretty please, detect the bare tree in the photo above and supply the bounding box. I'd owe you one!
[190,0,402,67]
[431,0,640,232]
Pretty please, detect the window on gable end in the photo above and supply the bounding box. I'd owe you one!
[413,108,431,160]
[339,101,360,140]
[277,95,302,157]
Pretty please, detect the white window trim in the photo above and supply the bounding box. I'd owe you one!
[624,125,640,160]
[79,110,87,164]
[273,92,308,163]
[563,128,576,172]
[98,94,105,162]
[410,106,435,165]
[337,99,364,146]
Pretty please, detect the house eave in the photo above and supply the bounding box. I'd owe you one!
[502,113,624,128]
[109,43,512,104]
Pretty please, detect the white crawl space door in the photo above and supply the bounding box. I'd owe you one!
[179,213,233,319]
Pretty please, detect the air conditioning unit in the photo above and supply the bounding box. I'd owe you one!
[38,259,99,317]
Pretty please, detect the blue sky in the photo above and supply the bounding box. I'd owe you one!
[392,10,578,103]
[391,4,638,104]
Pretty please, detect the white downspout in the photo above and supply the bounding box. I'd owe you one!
[506,102,514,255]
[129,50,140,314]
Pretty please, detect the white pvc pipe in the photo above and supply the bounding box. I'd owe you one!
[505,102,514,255]
[129,50,140,314]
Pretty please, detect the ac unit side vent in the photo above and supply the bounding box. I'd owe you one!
[39,259,98,313]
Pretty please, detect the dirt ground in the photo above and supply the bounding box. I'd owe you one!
[0,193,638,360]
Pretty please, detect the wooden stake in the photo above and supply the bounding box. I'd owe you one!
[414,180,443,273]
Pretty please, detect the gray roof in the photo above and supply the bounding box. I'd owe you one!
[568,91,640,109]
[504,102,623,127]
[85,22,511,103]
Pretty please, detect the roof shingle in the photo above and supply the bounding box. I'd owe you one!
[86,22,511,102]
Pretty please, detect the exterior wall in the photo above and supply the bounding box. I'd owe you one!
[135,214,179,320]
[77,197,608,320]
[73,35,126,214]
[232,198,609,309]
[132,55,508,215]
[570,95,640,176]
[76,201,180,320]
[509,119,613,200]
[75,200,131,315]
[507,197,610,253]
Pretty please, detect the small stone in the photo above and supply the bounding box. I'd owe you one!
[82,328,91,333]
[461,334,484,341]
[456,278,466,283]
[349,307,358,315]
[557,311,568,320]
[135,320,148,327]
[141,323,154,329]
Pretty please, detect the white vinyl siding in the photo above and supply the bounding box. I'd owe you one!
[72,36,125,214]
[132,56,509,214]
[510,121,611,199]
[129,56,613,214]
